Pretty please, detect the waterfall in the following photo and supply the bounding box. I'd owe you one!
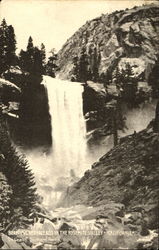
[43,75,87,179]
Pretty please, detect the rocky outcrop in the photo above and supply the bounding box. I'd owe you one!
[57,4,159,87]
[0,78,21,118]
[1,68,52,149]
[16,80,52,149]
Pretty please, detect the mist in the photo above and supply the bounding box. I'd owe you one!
[120,100,157,136]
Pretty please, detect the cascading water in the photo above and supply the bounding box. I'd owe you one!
[43,75,87,179]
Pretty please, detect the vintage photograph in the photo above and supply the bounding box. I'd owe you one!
[0,0,158,249]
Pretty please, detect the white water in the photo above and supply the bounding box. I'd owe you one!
[43,75,87,178]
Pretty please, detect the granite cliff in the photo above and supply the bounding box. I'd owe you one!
[57,3,159,89]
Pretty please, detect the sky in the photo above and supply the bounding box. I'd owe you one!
[0,0,155,54]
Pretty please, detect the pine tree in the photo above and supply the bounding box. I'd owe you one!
[71,55,79,81]
[121,63,138,107]
[6,25,17,66]
[18,49,28,72]
[113,63,138,107]
[0,19,17,74]
[72,47,99,83]
[92,47,99,82]
[27,36,34,52]
[0,172,12,230]
[46,49,58,77]
[153,100,159,132]
[104,98,126,147]
[0,20,6,73]
[40,43,46,74]
[19,37,46,75]
[0,118,37,231]
[78,47,89,83]
[32,46,43,75]
[26,36,34,73]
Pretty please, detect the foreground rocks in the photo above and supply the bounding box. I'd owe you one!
[0,233,32,249]
[1,203,157,249]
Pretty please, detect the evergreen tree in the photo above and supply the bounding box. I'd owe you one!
[78,47,89,83]
[153,100,159,132]
[0,19,17,74]
[27,36,34,52]
[46,49,58,77]
[91,47,99,82]
[18,49,28,72]
[71,55,80,82]
[113,63,138,108]
[6,25,17,66]
[0,20,6,73]
[104,101,118,146]
[0,118,37,231]
[33,46,43,74]
[19,37,46,75]
[26,36,34,73]
[40,43,46,74]
[121,63,138,107]
[72,47,99,83]
[0,172,12,230]
[104,99,126,147]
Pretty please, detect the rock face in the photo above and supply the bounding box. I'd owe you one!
[0,78,21,118]
[57,4,159,87]
[2,68,52,149]
[60,126,159,230]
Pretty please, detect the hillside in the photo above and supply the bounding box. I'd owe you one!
[59,124,159,230]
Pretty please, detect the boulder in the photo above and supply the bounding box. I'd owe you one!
[0,234,23,249]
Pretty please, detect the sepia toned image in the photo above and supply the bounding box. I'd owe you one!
[0,0,159,249]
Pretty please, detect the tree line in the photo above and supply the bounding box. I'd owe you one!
[0,19,44,232]
[71,46,100,83]
[0,19,58,77]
